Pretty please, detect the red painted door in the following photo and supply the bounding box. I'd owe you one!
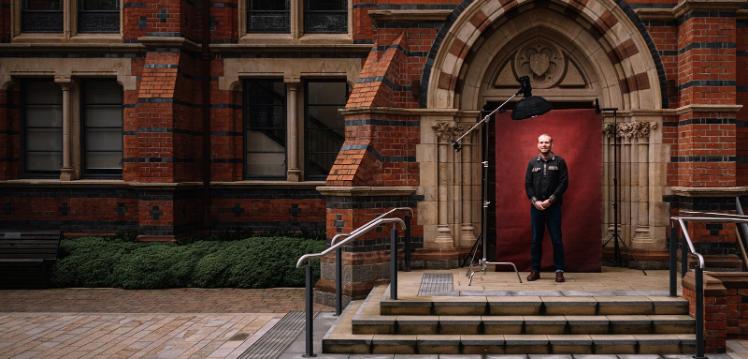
[494,109,602,272]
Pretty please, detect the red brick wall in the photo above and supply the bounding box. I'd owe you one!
[737,20,747,186]
[209,0,238,43]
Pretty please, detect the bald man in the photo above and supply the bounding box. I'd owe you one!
[524,134,569,282]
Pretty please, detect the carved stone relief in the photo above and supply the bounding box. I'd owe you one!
[432,121,460,141]
[493,38,588,89]
[603,121,658,139]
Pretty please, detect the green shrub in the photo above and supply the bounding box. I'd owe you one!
[52,237,138,287]
[51,237,326,289]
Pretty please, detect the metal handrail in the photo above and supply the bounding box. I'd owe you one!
[669,212,748,359]
[296,217,406,268]
[330,207,413,246]
[296,215,408,358]
[327,207,414,316]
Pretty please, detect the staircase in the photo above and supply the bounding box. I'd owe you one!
[322,278,696,355]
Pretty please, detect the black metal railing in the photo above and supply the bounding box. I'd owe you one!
[669,206,748,359]
[296,208,411,357]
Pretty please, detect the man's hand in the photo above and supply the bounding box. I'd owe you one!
[541,199,552,209]
[533,200,545,210]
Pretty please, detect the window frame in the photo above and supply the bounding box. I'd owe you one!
[246,0,291,34]
[239,0,352,42]
[12,0,123,41]
[20,0,64,33]
[302,78,347,181]
[243,78,289,180]
[303,0,348,34]
[79,78,123,179]
[76,0,121,34]
[20,78,64,179]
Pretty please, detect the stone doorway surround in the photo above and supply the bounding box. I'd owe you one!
[418,0,671,264]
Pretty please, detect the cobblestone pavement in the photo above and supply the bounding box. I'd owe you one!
[0,288,332,359]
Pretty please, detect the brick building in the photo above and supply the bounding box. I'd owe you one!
[0,0,746,300]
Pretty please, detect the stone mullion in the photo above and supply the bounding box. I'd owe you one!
[285,80,301,182]
[55,77,74,181]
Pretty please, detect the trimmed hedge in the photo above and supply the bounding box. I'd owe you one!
[52,237,326,289]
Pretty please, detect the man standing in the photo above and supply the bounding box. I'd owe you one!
[525,134,569,282]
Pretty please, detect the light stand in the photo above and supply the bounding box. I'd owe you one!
[600,107,626,267]
[454,76,551,285]
[600,107,628,267]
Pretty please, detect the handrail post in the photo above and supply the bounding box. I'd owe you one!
[695,265,706,359]
[404,215,411,272]
[390,223,398,300]
[669,223,677,297]
[304,263,315,357]
[681,235,689,276]
[335,246,342,316]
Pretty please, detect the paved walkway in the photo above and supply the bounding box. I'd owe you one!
[1,270,748,358]
[0,288,331,359]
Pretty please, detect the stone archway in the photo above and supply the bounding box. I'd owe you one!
[418,0,670,264]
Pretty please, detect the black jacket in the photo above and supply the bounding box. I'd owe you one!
[525,153,568,204]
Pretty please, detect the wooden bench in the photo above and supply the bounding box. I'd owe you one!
[0,230,62,288]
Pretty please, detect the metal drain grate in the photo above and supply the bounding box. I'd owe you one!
[238,311,307,359]
[418,272,455,296]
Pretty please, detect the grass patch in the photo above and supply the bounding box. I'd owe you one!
[52,237,326,289]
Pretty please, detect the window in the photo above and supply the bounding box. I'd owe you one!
[17,0,120,36]
[78,0,120,33]
[247,0,289,33]
[21,0,63,32]
[22,79,63,175]
[81,79,123,176]
[244,79,287,179]
[304,0,347,34]
[304,80,346,180]
[242,0,348,38]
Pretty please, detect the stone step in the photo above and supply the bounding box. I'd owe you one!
[379,295,688,316]
[351,314,695,335]
[322,333,696,355]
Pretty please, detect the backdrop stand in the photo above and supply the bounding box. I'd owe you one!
[453,76,551,285]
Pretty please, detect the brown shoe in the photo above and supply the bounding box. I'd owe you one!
[527,271,540,281]
[555,271,565,283]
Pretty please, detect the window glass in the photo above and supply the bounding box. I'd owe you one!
[82,79,123,175]
[78,0,120,33]
[247,0,290,33]
[304,0,347,33]
[23,79,62,175]
[245,79,287,179]
[22,0,63,32]
[304,80,346,180]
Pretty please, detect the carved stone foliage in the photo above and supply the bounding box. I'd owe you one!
[432,121,460,141]
[603,121,658,139]
[494,38,588,89]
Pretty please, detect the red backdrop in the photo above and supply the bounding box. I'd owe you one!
[494,109,602,272]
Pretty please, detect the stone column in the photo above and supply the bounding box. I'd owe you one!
[432,121,455,249]
[618,124,632,244]
[634,121,655,242]
[285,79,301,181]
[460,129,476,248]
[55,76,74,181]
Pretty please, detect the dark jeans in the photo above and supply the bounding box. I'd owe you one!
[530,203,565,272]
